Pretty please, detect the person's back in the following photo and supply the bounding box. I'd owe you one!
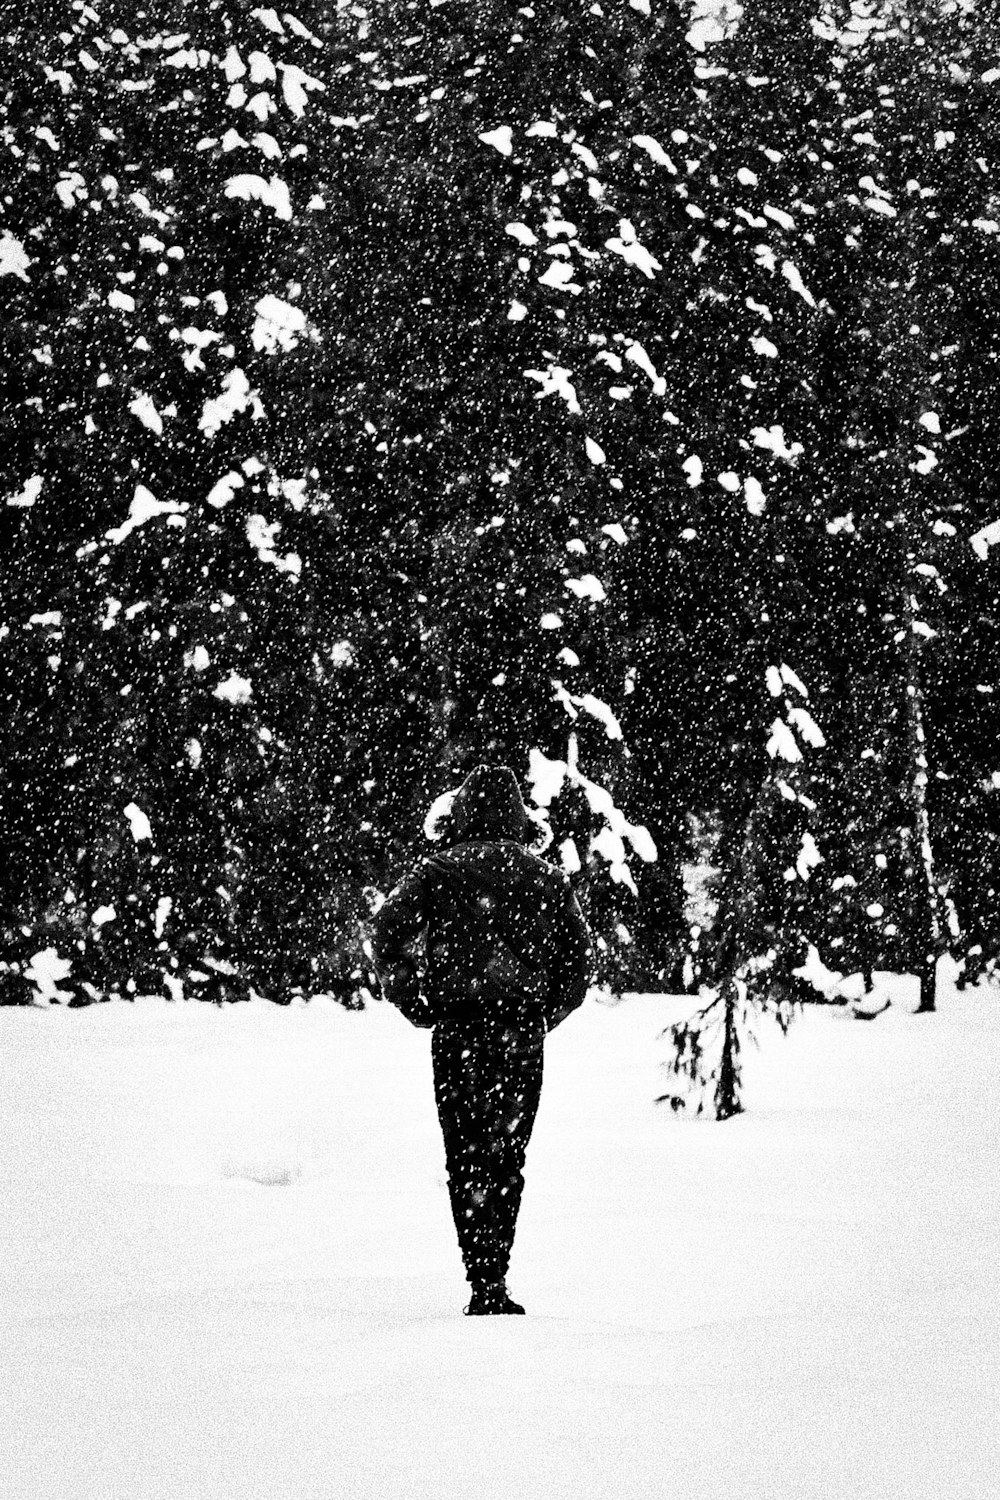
[372,767,590,1034]
[371,764,592,1315]
[387,837,585,1027]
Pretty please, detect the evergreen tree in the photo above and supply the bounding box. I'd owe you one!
[4,0,1000,1034]
[832,0,1000,1009]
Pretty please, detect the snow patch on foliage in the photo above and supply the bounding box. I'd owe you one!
[525,364,580,413]
[206,471,245,510]
[624,340,666,394]
[538,259,580,293]
[214,673,253,704]
[631,134,676,172]
[744,476,766,514]
[970,520,1000,560]
[682,455,703,487]
[570,141,599,173]
[24,947,73,1004]
[177,327,222,372]
[767,719,802,763]
[788,705,826,748]
[224,173,292,220]
[106,486,185,545]
[223,45,245,81]
[505,222,537,246]
[576,693,622,739]
[128,394,165,435]
[246,514,301,578]
[478,126,512,156]
[6,475,43,508]
[249,50,277,85]
[280,64,324,117]
[763,204,795,232]
[527,746,655,892]
[253,294,307,353]
[124,802,153,843]
[781,260,816,306]
[56,171,86,209]
[795,832,824,880]
[605,219,661,280]
[565,573,607,603]
[0,231,31,281]
[252,6,285,34]
[200,369,256,438]
[751,424,803,462]
[781,663,809,698]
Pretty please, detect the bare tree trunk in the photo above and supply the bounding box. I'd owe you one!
[708,778,770,1117]
[902,587,940,1013]
[715,975,743,1120]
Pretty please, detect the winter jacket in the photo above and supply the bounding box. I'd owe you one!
[371,838,592,1032]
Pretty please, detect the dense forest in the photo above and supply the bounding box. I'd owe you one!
[2,0,998,1061]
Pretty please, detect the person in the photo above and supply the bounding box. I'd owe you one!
[371,764,591,1316]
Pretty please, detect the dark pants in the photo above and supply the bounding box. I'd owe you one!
[431,1018,544,1286]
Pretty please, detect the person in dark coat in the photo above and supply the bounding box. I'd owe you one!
[371,764,592,1316]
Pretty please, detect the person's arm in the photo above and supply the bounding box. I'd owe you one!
[545,876,592,1031]
[370,866,435,1029]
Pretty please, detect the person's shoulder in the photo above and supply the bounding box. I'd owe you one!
[518,847,571,886]
[387,852,441,892]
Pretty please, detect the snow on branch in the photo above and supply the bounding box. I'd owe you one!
[105,486,185,545]
[200,369,259,438]
[605,219,661,280]
[0,231,31,281]
[224,174,293,220]
[631,134,677,172]
[527,746,656,891]
[970,520,1000,560]
[253,294,307,354]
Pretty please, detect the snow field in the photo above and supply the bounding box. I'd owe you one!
[3,976,999,1500]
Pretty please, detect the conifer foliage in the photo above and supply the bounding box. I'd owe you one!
[2,2,999,1088]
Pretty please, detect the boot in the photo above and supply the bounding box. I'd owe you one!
[464,1280,525,1316]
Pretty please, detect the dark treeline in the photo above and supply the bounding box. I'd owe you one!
[2,2,999,1038]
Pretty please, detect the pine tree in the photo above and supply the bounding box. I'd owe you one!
[2,4,346,1002]
[832,0,1000,1010]
[301,0,685,981]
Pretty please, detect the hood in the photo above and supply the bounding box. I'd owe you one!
[448,764,529,845]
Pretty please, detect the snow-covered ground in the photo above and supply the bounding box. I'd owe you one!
[4,974,998,1500]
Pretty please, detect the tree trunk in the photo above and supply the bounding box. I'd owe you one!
[917,950,937,1013]
[715,977,743,1120]
[707,778,770,1118]
[902,589,939,1013]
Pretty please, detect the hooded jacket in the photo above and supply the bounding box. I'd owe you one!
[371,766,592,1031]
